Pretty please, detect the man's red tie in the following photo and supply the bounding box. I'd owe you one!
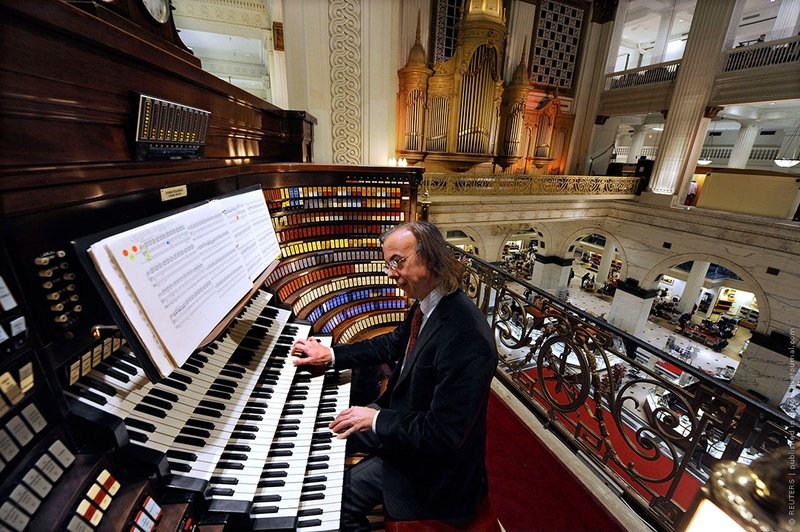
[405,306,424,364]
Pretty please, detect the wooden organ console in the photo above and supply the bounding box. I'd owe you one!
[0,1,422,530]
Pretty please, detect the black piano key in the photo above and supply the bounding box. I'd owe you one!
[225,444,251,452]
[222,365,246,375]
[299,493,325,501]
[185,419,215,430]
[243,407,267,414]
[215,461,245,470]
[310,444,331,452]
[161,378,188,392]
[198,400,226,410]
[180,427,211,438]
[149,388,179,402]
[180,364,200,375]
[278,424,300,431]
[210,488,235,496]
[271,442,294,449]
[301,484,326,492]
[253,494,281,503]
[194,407,222,418]
[260,471,287,478]
[250,392,273,400]
[141,395,173,411]
[239,414,263,421]
[252,506,279,514]
[309,455,329,463]
[220,452,248,461]
[248,401,269,408]
[210,476,239,485]
[210,383,237,394]
[206,390,232,400]
[97,364,130,383]
[307,463,328,470]
[170,372,193,384]
[297,509,323,517]
[215,378,239,388]
[125,418,156,433]
[297,519,323,528]
[84,375,117,397]
[74,386,107,406]
[134,403,167,419]
[169,462,193,473]
[263,462,290,470]
[267,450,292,457]
[274,431,298,438]
[219,369,243,379]
[166,449,197,462]
[257,480,285,488]
[234,424,259,432]
[304,475,327,483]
[128,430,148,443]
[111,358,139,376]
[174,435,206,447]
[231,432,257,440]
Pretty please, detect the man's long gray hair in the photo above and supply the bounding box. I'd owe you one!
[381,221,463,295]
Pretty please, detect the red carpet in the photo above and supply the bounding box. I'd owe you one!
[487,392,622,531]
[521,367,703,510]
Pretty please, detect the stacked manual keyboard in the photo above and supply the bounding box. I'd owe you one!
[65,290,351,530]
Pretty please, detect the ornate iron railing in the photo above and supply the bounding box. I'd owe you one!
[456,249,797,531]
[423,173,643,196]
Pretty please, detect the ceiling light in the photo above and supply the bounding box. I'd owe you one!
[697,158,712,166]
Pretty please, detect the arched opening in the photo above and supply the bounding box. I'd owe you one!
[498,228,542,281]
[568,232,625,296]
[445,229,479,255]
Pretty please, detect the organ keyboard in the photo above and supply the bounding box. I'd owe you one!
[0,2,421,529]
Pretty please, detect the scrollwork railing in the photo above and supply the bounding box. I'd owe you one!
[424,173,643,196]
[456,249,798,531]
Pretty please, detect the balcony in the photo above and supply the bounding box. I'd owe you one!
[456,249,797,531]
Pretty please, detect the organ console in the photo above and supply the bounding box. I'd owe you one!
[0,1,422,530]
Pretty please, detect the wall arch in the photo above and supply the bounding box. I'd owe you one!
[558,227,630,281]
[442,225,486,257]
[644,253,771,332]
[493,224,553,260]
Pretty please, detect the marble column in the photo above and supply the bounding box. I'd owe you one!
[566,4,617,175]
[626,125,647,163]
[587,116,621,175]
[530,255,573,294]
[771,0,800,40]
[727,121,760,168]
[731,331,798,408]
[676,260,710,315]
[595,240,617,283]
[650,11,673,64]
[648,1,737,195]
[607,280,658,337]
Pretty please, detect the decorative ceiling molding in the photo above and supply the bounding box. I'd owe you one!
[173,0,269,30]
[329,0,362,164]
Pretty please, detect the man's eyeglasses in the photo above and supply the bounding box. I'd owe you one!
[383,252,417,274]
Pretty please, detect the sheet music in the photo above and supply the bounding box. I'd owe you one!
[97,202,252,369]
[88,245,175,377]
[245,190,281,264]
[83,188,280,376]
[216,190,270,282]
